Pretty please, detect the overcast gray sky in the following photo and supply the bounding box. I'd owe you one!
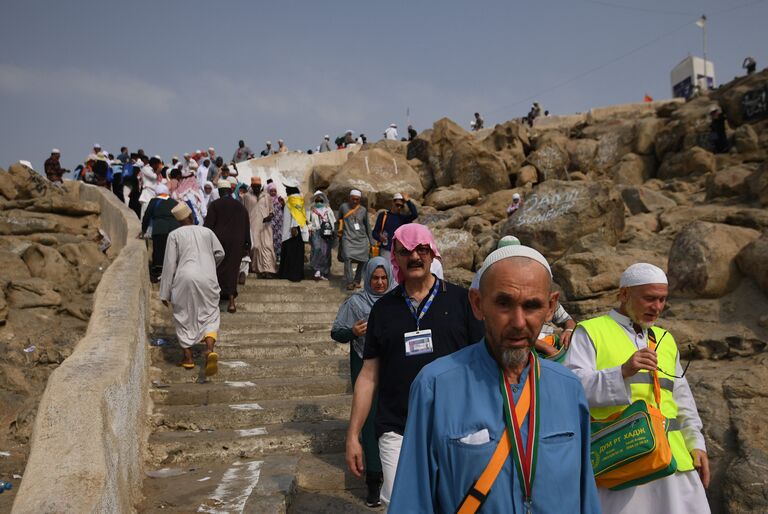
[1,0,765,171]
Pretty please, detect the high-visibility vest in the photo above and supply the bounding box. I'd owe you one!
[579,315,694,472]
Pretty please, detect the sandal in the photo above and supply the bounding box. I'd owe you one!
[205,352,219,377]
[180,362,195,370]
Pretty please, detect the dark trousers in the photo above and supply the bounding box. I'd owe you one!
[350,350,382,473]
[151,234,169,280]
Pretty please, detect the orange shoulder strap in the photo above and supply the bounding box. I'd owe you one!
[455,368,533,514]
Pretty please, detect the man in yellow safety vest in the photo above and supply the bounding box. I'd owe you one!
[564,262,710,513]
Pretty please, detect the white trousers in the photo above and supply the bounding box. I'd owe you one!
[377,431,403,507]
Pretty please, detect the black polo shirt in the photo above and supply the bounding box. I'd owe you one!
[363,279,485,437]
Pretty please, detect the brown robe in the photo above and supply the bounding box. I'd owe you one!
[204,196,251,298]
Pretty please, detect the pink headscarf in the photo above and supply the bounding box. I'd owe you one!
[390,223,442,283]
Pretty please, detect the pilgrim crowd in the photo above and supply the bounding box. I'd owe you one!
[40,140,712,513]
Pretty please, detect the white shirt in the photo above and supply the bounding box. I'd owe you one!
[384,127,399,140]
[564,309,706,453]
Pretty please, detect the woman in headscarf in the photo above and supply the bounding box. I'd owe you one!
[308,190,337,280]
[331,257,392,508]
[268,181,285,264]
[278,180,308,282]
[202,180,219,219]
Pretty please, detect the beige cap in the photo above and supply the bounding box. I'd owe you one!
[171,202,192,221]
[217,179,232,189]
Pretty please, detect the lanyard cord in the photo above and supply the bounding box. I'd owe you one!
[404,278,440,331]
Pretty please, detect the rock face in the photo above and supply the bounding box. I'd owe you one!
[737,231,768,295]
[424,186,480,210]
[326,148,423,209]
[668,221,760,298]
[503,180,625,259]
[657,146,716,179]
[432,228,477,270]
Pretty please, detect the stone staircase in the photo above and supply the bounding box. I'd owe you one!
[139,277,378,513]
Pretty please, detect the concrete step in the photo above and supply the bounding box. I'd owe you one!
[149,420,348,465]
[288,488,371,514]
[296,452,362,492]
[215,340,348,361]
[151,375,351,406]
[157,355,350,383]
[153,395,352,431]
[139,454,300,514]
[237,301,341,314]
[239,279,347,291]
[235,291,348,304]
[219,311,338,324]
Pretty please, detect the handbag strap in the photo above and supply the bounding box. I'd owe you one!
[455,361,537,514]
[337,204,360,236]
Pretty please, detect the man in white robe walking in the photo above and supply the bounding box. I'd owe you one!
[565,262,710,513]
[242,176,277,277]
[160,203,225,377]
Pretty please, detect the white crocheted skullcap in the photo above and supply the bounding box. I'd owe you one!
[477,245,552,284]
[620,263,668,288]
[349,189,362,197]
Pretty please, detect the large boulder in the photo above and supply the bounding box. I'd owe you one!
[0,215,59,235]
[620,186,677,215]
[475,189,522,223]
[432,228,477,271]
[22,244,76,290]
[611,153,656,185]
[732,124,760,153]
[634,117,663,155]
[503,180,625,259]
[516,165,538,187]
[481,120,528,174]
[667,221,761,298]
[737,231,768,295]
[424,186,479,210]
[0,248,31,288]
[0,168,19,200]
[657,146,716,180]
[7,277,62,309]
[654,97,717,160]
[449,141,511,193]
[711,67,768,125]
[326,148,423,209]
[527,137,569,180]
[7,162,55,199]
[420,118,471,187]
[747,161,768,206]
[311,165,340,190]
[581,119,636,170]
[566,139,598,172]
[705,165,754,199]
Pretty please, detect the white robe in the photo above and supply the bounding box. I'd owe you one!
[564,309,710,514]
[159,225,225,348]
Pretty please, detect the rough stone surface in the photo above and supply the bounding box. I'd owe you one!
[516,165,538,187]
[747,161,768,206]
[474,189,521,223]
[705,165,754,199]
[581,119,636,170]
[527,132,570,180]
[620,186,677,215]
[732,123,759,153]
[326,148,423,209]
[7,278,62,308]
[657,146,716,179]
[668,221,761,298]
[611,152,656,185]
[566,138,598,172]
[503,180,625,259]
[432,228,477,270]
[424,186,480,210]
[737,231,768,295]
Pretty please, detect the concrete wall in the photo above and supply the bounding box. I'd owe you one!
[12,184,150,513]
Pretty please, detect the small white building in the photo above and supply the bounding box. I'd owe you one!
[671,55,716,99]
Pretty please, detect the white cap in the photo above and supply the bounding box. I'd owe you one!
[183,152,190,157]
[390,123,397,128]
[324,135,329,139]
[93,143,101,148]
[51,148,60,154]
[476,245,552,285]
[19,160,34,169]
[135,158,144,167]
[619,263,668,288]
[345,130,353,134]
[195,149,201,154]
[392,193,404,200]
[266,141,272,145]
[208,146,215,152]
[350,189,362,197]
[217,179,232,189]
[283,177,299,188]
[512,192,521,200]
[278,139,284,143]
[153,155,161,160]
[312,190,324,197]
[172,155,179,161]
[497,235,521,248]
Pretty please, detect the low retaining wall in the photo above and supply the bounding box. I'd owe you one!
[12,184,150,513]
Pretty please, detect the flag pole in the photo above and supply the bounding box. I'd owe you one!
[701,15,708,91]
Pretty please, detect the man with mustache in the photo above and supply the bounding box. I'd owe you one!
[346,223,484,508]
[389,245,599,513]
[564,263,710,513]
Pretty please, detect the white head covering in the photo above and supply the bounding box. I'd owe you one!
[217,179,232,189]
[155,184,170,195]
[390,123,397,128]
[283,177,299,188]
[476,245,552,286]
[392,192,404,201]
[208,146,215,152]
[350,189,362,197]
[51,148,60,154]
[620,263,668,288]
[324,135,329,139]
[512,193,521,201]
[93,143,101,149]
[312,190,325,198]
[497,235,521,248]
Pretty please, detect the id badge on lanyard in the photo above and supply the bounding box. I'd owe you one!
[403,279,439,357]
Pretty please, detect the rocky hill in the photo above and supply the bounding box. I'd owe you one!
[314,69,768,513]
[0,164,110,508]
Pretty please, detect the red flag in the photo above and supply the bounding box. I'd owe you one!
[644,94,654,102]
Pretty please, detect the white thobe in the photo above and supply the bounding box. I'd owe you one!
[384,127,398,140]
[197,164,209,188]
[564,309,710,514]
[159,226,225,348]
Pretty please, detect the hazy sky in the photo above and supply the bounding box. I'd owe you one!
[1,0,766,171]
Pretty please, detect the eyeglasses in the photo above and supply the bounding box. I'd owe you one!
[395,245,432,257]
[653,330,693,378]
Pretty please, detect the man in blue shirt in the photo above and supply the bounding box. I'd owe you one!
[371,192,418,261]
[389,245,600,513]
